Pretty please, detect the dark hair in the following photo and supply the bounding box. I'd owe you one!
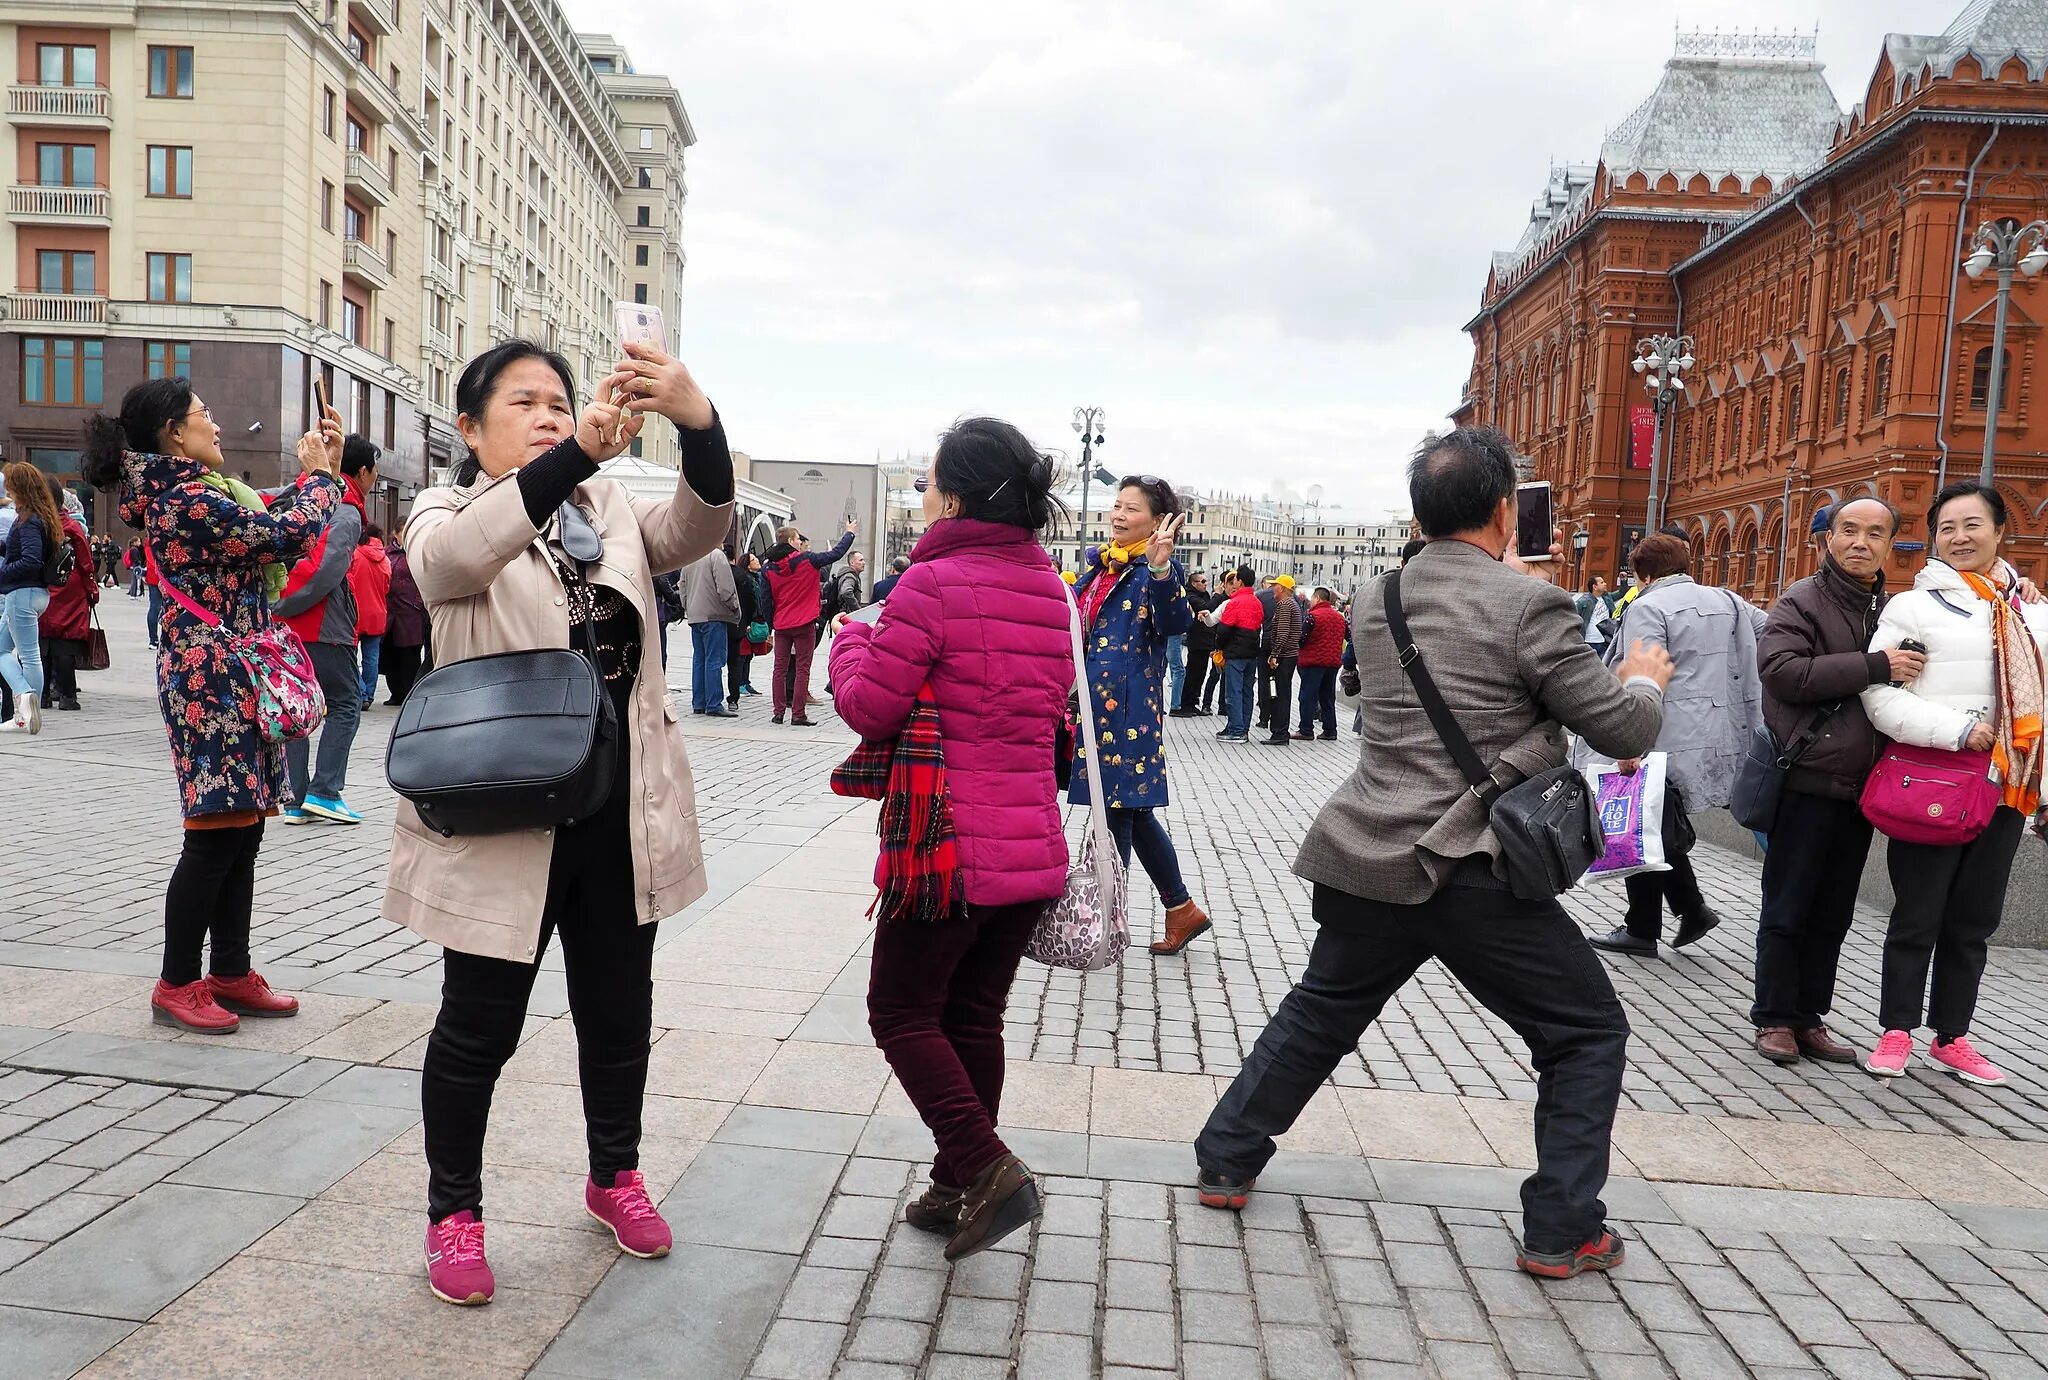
[1630,533,1691,581]
[1830,496,1900,535]
[81,377,195,490]
[451,340,577,485]
[1118,475,1180,520]
[363,523,384,540]
[931,417,1067,531]
[1583,574,1603,592]
[890,555,910,573]
[1399,537,1428,566]
[1408,427,1515,538]
[341,435,381,478]
[1234,563,1256,587]
[1928,481,2006,536]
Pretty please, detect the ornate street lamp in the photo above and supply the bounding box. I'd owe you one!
[1572,525,1591,588]
[1072,406,1107,560]
[1963,218,2048,487]
[1632,335,1696,530]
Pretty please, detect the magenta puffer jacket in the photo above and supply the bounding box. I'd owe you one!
[829,517,1075,906]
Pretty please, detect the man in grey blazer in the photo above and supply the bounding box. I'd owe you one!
[1194,426,1673,1281]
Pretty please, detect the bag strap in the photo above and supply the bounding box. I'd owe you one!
[144,534,224,630]
[1383,570,1500,807]
[1064,583,1120,875]
[1777,702,1844,767]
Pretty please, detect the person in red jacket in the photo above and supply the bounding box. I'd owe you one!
[1292,585,1346,741]
[351,523,392,709]
[1209,567,1266,742]
[761,518,856,725]
[36,482,96,712]
[273,436,371,823]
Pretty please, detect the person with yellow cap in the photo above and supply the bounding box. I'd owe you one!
[1258,574,1303,746]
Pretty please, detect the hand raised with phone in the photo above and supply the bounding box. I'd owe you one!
[615,340,713,431]
[297,401,344,478]
[575,372,648,462]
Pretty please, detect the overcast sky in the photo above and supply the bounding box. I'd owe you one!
[566,0,1946,516]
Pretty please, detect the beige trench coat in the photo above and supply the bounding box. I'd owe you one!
[381,455,734,962]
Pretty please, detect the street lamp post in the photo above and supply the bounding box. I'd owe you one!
[1572,525,1591,589]
[1632,334,1695,532]
[1072,406,1107,563]
[1963,218,2048,487]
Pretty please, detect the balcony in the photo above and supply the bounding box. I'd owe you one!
[345,61,428,149]
[489,301,514,339]
[8,184,110,225]
[342,237,389,290]
[344,151,390,206]
[7,84,110,126]
[347,0,397,37]
[422,255,455,295]
[5,293,106,327]
[423,322,454,360]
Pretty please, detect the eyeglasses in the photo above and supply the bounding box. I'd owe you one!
[183,407,213,424]
[914,476,931,493]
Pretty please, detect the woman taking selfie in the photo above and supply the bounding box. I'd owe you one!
[1860,482,2048,1087]
[828,417,1073,1261]
[80,380,343,1031]
[1072,477,1209,954]
[388,338,733,1306]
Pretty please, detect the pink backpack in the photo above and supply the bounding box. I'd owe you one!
[1859,742,2001,846]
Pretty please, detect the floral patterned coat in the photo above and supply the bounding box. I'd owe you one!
[1069,557,1193,810]
[120,451,340,819]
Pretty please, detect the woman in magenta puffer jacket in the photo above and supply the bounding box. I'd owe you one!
[829,417,1074,1261]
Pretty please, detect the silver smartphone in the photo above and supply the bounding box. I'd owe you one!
[614,301,666,352]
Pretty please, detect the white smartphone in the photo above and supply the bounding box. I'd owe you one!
[1516,481,1554,561]
[845,603,884,626]
[614,301,666,353]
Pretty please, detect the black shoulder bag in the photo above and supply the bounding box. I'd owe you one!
[1729,706,1839,836]
[385,503,619,836]
[1383,571,1602,901]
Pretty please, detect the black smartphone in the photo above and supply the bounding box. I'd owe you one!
[1516,481,1553,561]
[1894,637,1927,688]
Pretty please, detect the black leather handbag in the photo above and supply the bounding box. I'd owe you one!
[1384,572,1604,901]
[385,547,618,837]
[1729,707,1839,835]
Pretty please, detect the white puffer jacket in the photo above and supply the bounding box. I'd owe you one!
[1861,559,2048,750]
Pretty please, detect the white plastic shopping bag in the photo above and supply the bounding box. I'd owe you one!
[1580,752,1672,881]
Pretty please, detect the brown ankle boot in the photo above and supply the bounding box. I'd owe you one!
[944,1155,1040,1262]
[904,1180,964,1235]
[1149,900,1212,955]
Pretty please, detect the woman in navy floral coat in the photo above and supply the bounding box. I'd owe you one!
[81,377,343,1036]
[1070,476,1210,954]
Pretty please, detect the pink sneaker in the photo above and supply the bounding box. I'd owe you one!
[1864,1029,1914,1078]
[586,1170,672,1259]
[1930,1036,2009,1087]
[425,1210,494,1305]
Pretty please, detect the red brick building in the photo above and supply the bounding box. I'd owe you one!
[1456,3,2048,600]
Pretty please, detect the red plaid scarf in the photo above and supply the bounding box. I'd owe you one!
[829,685,961,923]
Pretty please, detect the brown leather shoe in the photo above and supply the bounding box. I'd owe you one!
[1755,1026,1800,1065]
[1149,900,1212,955]
[944,1155,1040,1262]
[1796,1025,1858,1064]
[903,1180,963,1236]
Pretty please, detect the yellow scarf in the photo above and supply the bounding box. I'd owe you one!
[1096,540,1146,571]
[1960,569,2045,815]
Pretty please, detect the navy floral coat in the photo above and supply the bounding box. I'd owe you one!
[121,451,339,819]
[1069,557,1193,810]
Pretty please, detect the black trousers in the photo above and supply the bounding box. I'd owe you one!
[1198,882,1628,1255]
[1622,849,1707,942]
[1200,656,1222,711]
[1262,658,1297,742]
[383,642,425,704]
[1751,791,1872,1029]
[39,637,82,703]
[419,774,656,1221]
[161,822,264,984]
[726,624,751,702]
[1879,805,2022,1037]
[1179,652,1214,713]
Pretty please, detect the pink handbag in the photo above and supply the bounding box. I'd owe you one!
[1859,741,2001,845]
[153,548,326,745]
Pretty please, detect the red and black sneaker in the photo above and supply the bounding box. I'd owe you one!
[1518,1229,1626,1280]
[1196,1169,1255,1212]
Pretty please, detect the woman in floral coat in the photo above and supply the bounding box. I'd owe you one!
[1070,476,1210,954]
[81,377,343,1035]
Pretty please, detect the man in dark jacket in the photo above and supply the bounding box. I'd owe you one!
[275,435,370,824]
[871,555,910,602]
[1751,497,1919,1066]
[1259,574,1303,746]
[1173,572,1218,716]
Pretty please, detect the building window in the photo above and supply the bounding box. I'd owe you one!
[318,280,332,328]
[37,44,97,87]
[323,88,336,139]
[22,337,103,405]
[342,297,362,345]
[1885,230,1901,282]
[148,46,194,98]
[1756,391,1773,452]
[1970,347,2011,411]
[146,253,192,302]
[1832,367,1850,429]
[147,146,194,198]
[347,25,371,63]
[344,202,367,242]
[35,143,95,187]
[635,206,649,227]
[638,128,653,150]
[1844,252,1858,301]
[347,116,368,153]
[36,249,95,295]
[629,435,643,457]
[1786,382,1802,438]
[1871,354,1891,417]
[632,283,647,304]
[145,342,192,379]
[383,317,395,359]
[1729,401,1744,458]
[634,244,648,266]
[321,180,335,231]
[636,168,652,189]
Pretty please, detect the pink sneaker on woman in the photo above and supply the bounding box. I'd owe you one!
[586,1170,672,1258]
[1930,1036,2009,1087]
[425,1210,494,1305]
[1864,1029,1913,1078]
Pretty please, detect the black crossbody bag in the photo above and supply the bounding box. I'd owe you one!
[1384,572,1603,901]
[1729,706,1840,835]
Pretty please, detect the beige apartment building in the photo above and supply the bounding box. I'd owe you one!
[0,0,691,534]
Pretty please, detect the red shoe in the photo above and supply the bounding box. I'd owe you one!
[586,1170,672,1259]
[1518,1229,1626,1280]
[206,971,299,1018]
[152,979,239,1034]
[425,1210,494,1305]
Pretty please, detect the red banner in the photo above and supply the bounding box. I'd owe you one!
[1628,405,1655,471]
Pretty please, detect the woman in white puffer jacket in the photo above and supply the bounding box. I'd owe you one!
[1860,482,2048,1088]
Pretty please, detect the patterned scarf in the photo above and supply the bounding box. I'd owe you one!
[829,685,961,923]
[1960,569,2045,815]
[200,471,289,604]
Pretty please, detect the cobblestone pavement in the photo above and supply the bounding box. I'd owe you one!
[13,612,2048,1377]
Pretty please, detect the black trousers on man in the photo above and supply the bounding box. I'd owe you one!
[1198,882,1629,1255]
[1262,657,1297,744]
[1622,851,1707,942]
[1879,805,2023,1037]
[1179,651,1214,714]
[1751,791,1872,1030]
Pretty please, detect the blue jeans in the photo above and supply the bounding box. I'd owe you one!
[0,587,51,697]
[1223,659,1257,738]
[1165,634,1186,709]
[1108,807,1191,909]
[690,621,728,712]
[285,642,362,803]
[1297,665,1337,736]
[357,634,382,707]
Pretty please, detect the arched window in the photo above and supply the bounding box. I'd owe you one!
[1786,382,1803,438]
[1885,230,1901,282]
[1740,531,1758,590]
[1703,413,1718,471]
[1971,347,2012,411]
[1756,391,1774,453]
[1832,367,1850,430]
[1871,354,1891,417]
